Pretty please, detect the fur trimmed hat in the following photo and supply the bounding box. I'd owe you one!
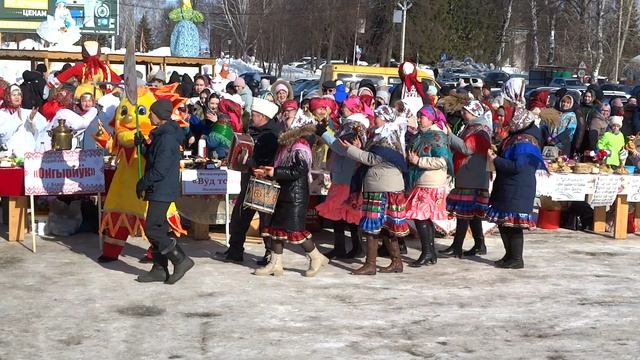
[251,97,279,119]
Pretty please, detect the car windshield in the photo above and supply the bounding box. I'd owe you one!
[565,79,581,86]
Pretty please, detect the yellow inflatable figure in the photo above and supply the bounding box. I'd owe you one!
[96,86,185,262]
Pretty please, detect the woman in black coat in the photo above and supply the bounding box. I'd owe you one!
[253,123,329,277]
[487,81,546,269]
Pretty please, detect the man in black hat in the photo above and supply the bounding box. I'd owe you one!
[322,80,336,96]
[134,98,193,284]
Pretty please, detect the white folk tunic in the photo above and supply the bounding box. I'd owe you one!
[0,108,48,158]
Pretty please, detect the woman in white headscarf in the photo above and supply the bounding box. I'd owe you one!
[0,85,48,157]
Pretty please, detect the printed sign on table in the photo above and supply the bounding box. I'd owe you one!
[181,169,242,195]
[550,174,589,201]
[623,175,640,202]
[23,150,105,195]
[589,175,622,207]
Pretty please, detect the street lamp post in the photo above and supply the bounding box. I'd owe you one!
[227,39,232,64]
[397,0,413,63]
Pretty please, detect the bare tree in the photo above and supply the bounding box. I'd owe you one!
[530,0,540,67]
[613,0,636,81]
[545,0,565,64]
[220,0,250,58]
[495,0,514,66]
[591,0,607,79]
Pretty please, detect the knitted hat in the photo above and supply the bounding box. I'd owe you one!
[610,116,623,127]
[150,99,173,121]
[251,97,279,118]
[274,83,288,95]
[234,77,246,88]
[376,90,390,105]
[322,80,336,90]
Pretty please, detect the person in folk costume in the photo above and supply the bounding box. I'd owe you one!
[48,41,122,100]
[389,61,427,117]
[440,100,492,258]
[45,92,98,150]
[134,99,194,283]
[405,105,454,267]
[487,78,546,269]
[41,88,74,122]
[315,96,369,259]
[216,98,282,265]
[94,84,187,263]
[339,105,410,275]
[0,84,48,157]
[253,112,330,277]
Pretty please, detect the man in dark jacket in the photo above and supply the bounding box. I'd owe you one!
[135,98,193,284]
[216,97,282,263]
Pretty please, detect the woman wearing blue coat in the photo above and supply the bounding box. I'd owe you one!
[487,79,546,269]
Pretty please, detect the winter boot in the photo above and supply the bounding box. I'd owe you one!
[136,252,169,283]
[345,225,363,258]
[379,237,403,273]
[410,221,435,267]
[254,253,284,276]
[165,244,195,284]
[305,248,330,277]
[351,236,378,275]
[324,221,347,259]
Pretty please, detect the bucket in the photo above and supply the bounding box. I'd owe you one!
[538,209,561,230]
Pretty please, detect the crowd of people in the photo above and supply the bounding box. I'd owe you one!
[13,56,621,282]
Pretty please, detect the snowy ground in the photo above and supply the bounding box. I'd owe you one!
[0,227,639,359]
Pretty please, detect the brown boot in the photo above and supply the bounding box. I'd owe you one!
[379,237,403,273]
[351,235,378,275]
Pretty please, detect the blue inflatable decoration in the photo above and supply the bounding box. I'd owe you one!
[168,0,204,57]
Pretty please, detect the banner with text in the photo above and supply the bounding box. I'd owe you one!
[23,150,105,195]
[181,169,242,195]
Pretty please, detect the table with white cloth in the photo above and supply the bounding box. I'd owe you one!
[179,168,242,244]
[535,171,640,239]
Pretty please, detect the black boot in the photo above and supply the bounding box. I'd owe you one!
[345,224,364,258]
[495,225,512,267]
[497,227,524,269]
[136,252,169,283]
[256,249,272,266]
[410,220,434,267]
[324,221,348,259]
[399,239,408,255]
[165,243,195,284]
[464,217,487,256]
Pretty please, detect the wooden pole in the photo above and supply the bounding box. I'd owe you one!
[30,195,36,253]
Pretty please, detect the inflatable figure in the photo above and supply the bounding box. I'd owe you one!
[49,41,122,100]
[37,0,81,46]
[95,86,185,262]
[169,0,204,57]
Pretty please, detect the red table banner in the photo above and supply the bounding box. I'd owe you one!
[23,150,105,195]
